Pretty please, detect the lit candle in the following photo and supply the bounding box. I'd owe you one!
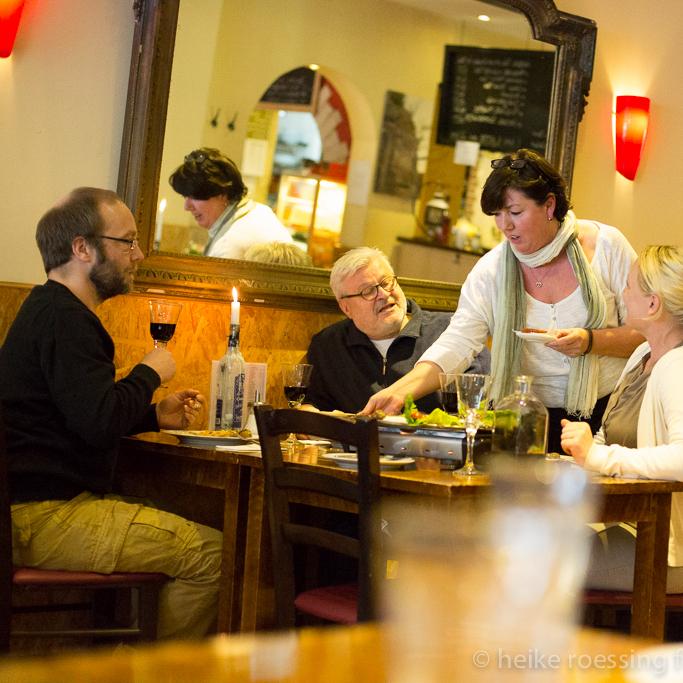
[231,287,240,325]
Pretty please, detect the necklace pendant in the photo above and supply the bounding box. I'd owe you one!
[535,281,543,288]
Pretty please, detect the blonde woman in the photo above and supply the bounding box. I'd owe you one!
[561,245,683,591]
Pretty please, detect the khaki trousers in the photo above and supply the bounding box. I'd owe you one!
[11,491,223,640]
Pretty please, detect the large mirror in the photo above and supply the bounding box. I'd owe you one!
[118,0,596,313]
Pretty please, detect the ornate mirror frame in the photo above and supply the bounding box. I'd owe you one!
[118,0,596,313]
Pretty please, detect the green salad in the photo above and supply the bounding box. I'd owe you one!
[402,395,494,429]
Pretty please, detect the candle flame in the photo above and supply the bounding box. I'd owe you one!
[232,287,238,302]
[158,197,167,212]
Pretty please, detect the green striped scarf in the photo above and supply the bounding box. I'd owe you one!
[489,211,607,417]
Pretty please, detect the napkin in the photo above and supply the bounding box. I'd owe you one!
[215,443,261,453]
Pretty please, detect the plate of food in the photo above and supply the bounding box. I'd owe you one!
[163,428,255,448]
[319,453,415,470]
[513,327,557,343]
[397,397,494,431]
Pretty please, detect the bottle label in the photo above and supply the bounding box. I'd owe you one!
[231,373,245,428]
[214,398,223,430]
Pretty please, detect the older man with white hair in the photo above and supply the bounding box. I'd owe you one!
[305,246,490,413]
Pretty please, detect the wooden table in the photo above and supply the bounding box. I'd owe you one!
[117,435,683,640]
[0,623,654,682]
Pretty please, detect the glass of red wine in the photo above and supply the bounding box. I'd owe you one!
[282,363,313,455]
[148,299,182,349]
[438,372,459,414]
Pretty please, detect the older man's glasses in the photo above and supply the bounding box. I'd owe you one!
[340,275,398,301]
[98,235,139,252]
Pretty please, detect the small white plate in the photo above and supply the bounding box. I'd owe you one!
[319,453,415,470]
[514,329,557,343]
[298,439,332,447]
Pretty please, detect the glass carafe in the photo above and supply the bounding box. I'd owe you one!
[492,375,549,458]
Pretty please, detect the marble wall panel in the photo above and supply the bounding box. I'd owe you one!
[1,282,341,428]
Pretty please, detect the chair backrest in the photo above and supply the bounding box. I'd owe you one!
[0,404,12,652]
[254,405,381,628]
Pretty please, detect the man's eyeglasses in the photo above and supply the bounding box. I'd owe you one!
[339,275,398,301]
[98,235,140,252]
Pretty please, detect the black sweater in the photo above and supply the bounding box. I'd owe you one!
[305,299,490,413]
[0,281,160,502]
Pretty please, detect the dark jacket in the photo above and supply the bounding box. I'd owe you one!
[305,299,490,413]
[0,281,160,502]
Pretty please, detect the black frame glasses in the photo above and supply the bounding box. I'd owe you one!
[491,157,549,181]
[98,235,140,252]
[491,158,531,171]
[339,275,398,301]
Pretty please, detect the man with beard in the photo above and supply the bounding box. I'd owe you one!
[304,247,490,414]
[0,188,222,640]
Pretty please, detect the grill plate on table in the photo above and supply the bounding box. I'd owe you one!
[378,423,492,467]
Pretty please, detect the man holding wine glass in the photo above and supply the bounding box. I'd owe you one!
[304,247,490,414]
[0,188,222,640]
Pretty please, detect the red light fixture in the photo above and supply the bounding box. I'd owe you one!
[614,95,650,181]
[0,0,26,58]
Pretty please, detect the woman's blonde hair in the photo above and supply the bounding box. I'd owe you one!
[243,241,312,266]
[637,245,683,326]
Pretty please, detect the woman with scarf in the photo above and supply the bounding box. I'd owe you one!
[169,148,293,260]
[363,149,644,453]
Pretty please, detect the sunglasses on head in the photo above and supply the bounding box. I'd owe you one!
[185,150,207,164]
[490,157,549,181]
[491,158,532,170]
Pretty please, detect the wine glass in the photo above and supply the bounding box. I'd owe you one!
[148,299,182,349]
[453,373,491,477]
[282,363,313,455]
[438,372,459,414]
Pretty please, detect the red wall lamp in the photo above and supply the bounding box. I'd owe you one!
[614,95,650,181]
[0,0,26,58]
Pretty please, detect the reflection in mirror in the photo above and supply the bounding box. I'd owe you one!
[156,0,550,269]
[118,0,596,311]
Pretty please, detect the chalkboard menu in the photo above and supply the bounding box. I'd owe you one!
[437,46,554,153]
[258,67,319,110]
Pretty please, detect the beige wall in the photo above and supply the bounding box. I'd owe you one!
[562,0,683,252]
[1,0,680,288]
[0,0,134,285]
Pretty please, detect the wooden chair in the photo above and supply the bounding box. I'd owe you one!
[254,405,381,629]
[0,405,168,653]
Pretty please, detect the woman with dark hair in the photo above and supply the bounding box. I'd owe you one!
[169,147,293,259]
[364,148,644,453]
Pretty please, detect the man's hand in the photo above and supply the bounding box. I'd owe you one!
[157,390,205,429]
[546,328,591,358]
[560,418,594,465]
[141,347,176,385]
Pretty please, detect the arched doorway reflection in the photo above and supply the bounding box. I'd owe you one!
[243,67,352,268]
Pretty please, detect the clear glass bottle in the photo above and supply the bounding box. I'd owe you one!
[492,375,549,457]
[215,323,246,430]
